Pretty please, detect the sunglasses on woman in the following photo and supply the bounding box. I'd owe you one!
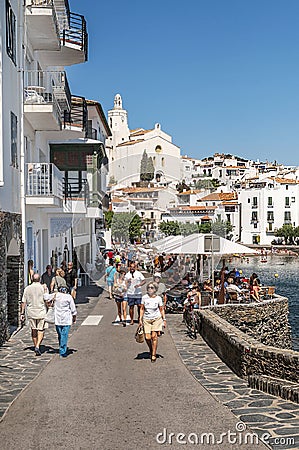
[148,286,155,289]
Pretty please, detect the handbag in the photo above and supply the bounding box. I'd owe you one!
[44,306,55,324]
[135,325,144,344]
[44,294,56,324]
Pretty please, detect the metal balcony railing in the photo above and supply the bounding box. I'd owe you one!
[23,70,72,128]
[63,95,87,131]
[53,0,70,32]
[86,127,98,140]
[61,11,88,61]
[63,177,88,202]
[26,163,64,198]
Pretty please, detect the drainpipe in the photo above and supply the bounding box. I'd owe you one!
[19,1,26,263]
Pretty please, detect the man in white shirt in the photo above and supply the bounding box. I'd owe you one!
[125,262,146,325]
[226,278,243,301]
[21,273,47,356]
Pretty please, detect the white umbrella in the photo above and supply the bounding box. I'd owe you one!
[161,233,258,305]
[151,235,184,252]
[161,233,257,255]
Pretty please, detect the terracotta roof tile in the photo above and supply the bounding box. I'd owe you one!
[117,139,144,147]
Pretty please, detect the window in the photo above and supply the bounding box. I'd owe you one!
[150,212,154,219]
[285,197,290,207]
[267,211,274,222]
[268,197,273,207]
[10,112,18,168]
[161,157,165,167]
[284,211,291,222]
[291,197,295,203]
[268,223,273,231]
[252,197,258,207]
[286,185,289,190]
[6,0,16,65]
[251,211,258,222]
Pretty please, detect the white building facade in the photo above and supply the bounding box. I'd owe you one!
[0,0,111,343]
[106,94,181,187]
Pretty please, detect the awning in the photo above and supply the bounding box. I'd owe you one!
[50,138,106,171]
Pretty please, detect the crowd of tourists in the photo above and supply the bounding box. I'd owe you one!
[21,247,266,363]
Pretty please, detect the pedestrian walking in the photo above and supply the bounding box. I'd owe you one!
[125,262,146,325]
[105,260,116,299]
[113,268,128,326]
[50,267,67,293]
[44,286,77,358]
[20,273,47,356]
[139,282,166,362]
[153,273,167,307]
[41,264,55,293]
[65,261,78,300]
[27,259,34,285]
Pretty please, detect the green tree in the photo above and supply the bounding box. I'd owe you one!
[159,221,180,236]
[199,222,212,234]
[176,179,190,193]
[211,218,233,238]
[140,150,148,182]
[194,178,220,191]
[180,222,200,236]
[104,210,114,230]
[275,224,296,244]
[129,213,143,243]
[146,156,154,181]
[111,212,142,243]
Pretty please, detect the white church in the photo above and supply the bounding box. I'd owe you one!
[106,94,181,187]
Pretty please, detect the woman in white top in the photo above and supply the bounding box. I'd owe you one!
[139,282,166,363]
[44,286,77,358]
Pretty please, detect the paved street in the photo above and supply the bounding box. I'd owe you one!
[0,285,298,449]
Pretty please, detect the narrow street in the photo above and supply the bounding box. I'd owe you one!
[0,285,270,450]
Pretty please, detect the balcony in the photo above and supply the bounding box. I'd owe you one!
[63,96,87,133]
[25,163,64,206]
[63,177,88,214]
[24,70,69,130]
[25,0,60,51]
[41,9,88,66]
[62,177,106,218]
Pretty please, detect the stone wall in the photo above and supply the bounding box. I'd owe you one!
[209,298,292,349]
[198,306,299,384]
[0,212,23,345]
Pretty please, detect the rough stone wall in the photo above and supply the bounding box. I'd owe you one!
[0,212,23,345]
[209,298,292,349]
[198,309,299,383]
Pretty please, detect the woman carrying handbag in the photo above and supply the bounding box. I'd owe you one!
[139,282,166,363]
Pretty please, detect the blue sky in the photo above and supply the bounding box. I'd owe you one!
[68,0,299,165]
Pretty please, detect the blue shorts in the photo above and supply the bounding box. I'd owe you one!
[127,296,142,306]
[107,280,114,287]
[114,296,127,303]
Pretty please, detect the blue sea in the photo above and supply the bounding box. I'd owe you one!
[225,255,299,350]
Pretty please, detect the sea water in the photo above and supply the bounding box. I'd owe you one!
[226,255,299,350]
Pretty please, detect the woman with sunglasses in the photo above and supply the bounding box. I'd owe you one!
[139,282,166,363]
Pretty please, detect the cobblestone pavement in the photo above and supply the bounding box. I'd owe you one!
[0,283,102,420]
[167,313,299,450]
[1,284,299,449]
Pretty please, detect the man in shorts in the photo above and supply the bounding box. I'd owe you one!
[20,273,47,356]
[125,262,146,325]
